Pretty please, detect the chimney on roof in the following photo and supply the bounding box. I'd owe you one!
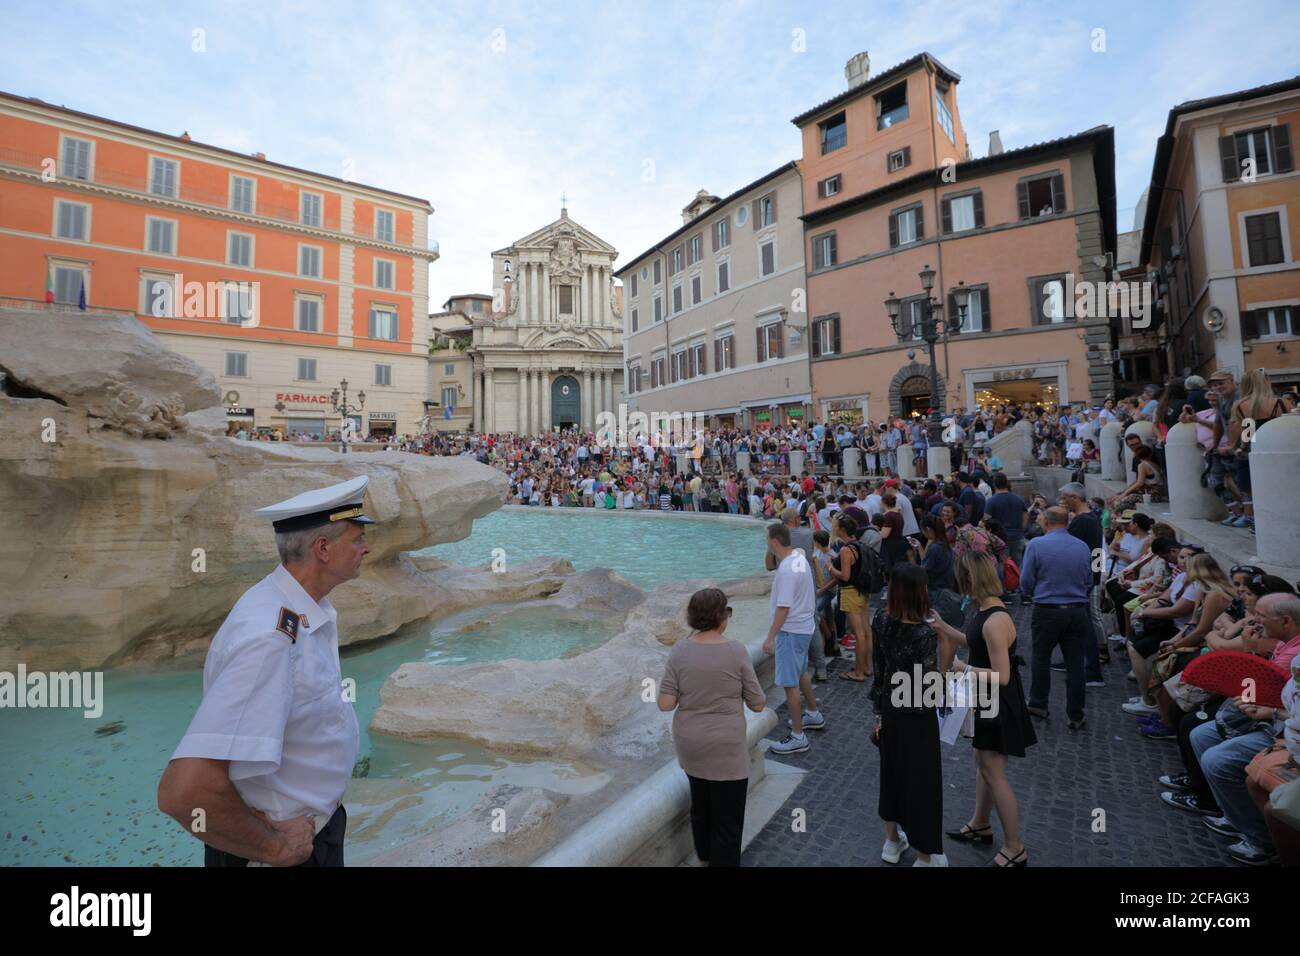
[988,131,1004,156]
[845,52,870,90]
[253,151,265,161]
[180,131,191,141]
[682,188,719,224]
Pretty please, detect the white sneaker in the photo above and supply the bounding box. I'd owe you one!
[770,732,810,755]
[882,831,909,864]
[1107,633,1127,644]
[913,853,949,867]
[1122,700,1159,716]
[1127,696,1143,704]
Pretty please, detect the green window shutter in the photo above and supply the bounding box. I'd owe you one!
[1017,181,1031,219]
[1051,174,1066,213]
[941,197,952,234]
[1271,123,1293,173]
[980,288,991,331]
[888,212,898,247]
[1219,135,1240,182]
[973,191,985,228]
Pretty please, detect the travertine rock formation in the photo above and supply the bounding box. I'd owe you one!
[0,307,508,670]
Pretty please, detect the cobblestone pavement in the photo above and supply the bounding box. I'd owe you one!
[742,600,1243,867]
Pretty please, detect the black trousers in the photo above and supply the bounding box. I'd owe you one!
[1177,698,1224,805]
[687,775,748,867]
[204,805,347,867]
[1029,604,1089,721]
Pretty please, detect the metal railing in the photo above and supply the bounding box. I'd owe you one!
[0,295,133,317]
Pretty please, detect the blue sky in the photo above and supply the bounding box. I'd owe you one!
[4,0,1298,306]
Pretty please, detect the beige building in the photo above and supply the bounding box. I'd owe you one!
[616,163,811,430]
[472,209,623,433]
[423,294,485,432]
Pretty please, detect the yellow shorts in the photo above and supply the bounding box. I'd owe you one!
[840,586,868,614]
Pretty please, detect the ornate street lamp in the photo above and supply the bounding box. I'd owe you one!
[884,267,967,455]
[330,377,366,454]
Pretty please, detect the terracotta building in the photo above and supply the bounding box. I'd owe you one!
[0,91,436,438]
[793,52,1117,423]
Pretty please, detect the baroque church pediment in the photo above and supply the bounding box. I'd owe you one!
[510,214,618,259]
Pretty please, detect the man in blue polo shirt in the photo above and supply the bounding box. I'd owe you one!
[1020,506,1093,730]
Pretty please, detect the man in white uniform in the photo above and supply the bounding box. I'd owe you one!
[157,476,370,866]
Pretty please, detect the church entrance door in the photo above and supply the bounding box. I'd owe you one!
[551,375,580,430]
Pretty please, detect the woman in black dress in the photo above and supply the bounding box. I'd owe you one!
[930,551,1036,867]
[870,564,946,866]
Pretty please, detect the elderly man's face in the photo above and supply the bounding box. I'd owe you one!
[325,522,370,582]
[1256,600,1294,640]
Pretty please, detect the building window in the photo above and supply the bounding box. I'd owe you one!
[889,205,923,247]
[717,261,730,293]
[631,306,639,332]
[942,191,984,233]
[672,284,683,314]
[149,157,178,197]
[949,286,990,333]
[757,322,783,362]
[375,209,394,243]
[441,386,457,409]
[654,296,663,323]
[227,232,253,267]
[369,307,398,340]
[690,341,707,377]
[653,259,662,284]
[375,364,392,386]
[716,217,730,248]
[1031,274,1071,325]
[819,175,841,198]
[61,136,92,181]
[630,273,638,297]
[53,265,86,305]
[559,284,574,313]
[222,282,254,324]
[54,200,89,241]
[714,334,735,371]
[887,147,911,173]
[672,247,683,274]
[627,364,640,393]
[812,314,840,357]
[296,297,321,332]
[230,175,255,213]
[146,217,176,254]
[672,349,688,382]
[760,240,776,276]
[689,234,702,264]
[301,192,322,227]
[374,259,394,289]
[812,232,837,270]
[296,357,317,381]
[820,112,847,154]
[443,363,455,375]
[758,193,775,227]
[876,82,908,129]
[1244,212,1285,266]
[691,274,702,305]
[1222,125,1294,182]
[896,298,927,341]
[299,245,322,277]
[1018,173,1066,219]
[1236,127,1275,176]
[141,274,176,317]
[936,91,955,143]
[651,356,665,388]
[225,352,248,377]
[1242,306,1296,338]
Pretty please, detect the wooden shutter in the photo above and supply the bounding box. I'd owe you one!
[980,288,991,331]
[829,232,837,265]
[888,212,898,247]
[769,191,778,223]
[914,204,924,240]
[1051,174,1066,213]
[832,316,841,353]
[811,321,821,358]
[947,292,958,331]
[1241,310,1258,340]
[941,197,952,234]
[775,324,784,358]
[1272,124,1294,173]
[1030,280,1043,326]
[699,343,707,375]
[1219,135,1240,182]
[973,191,985,228]
[1017,181,1031,219]
[756,325,765,361]
[813,237,823,270]
[1288,307,1299,336]
[711,222,719,251]
[715,338,722,370]
[902,146,911,168]
[688,347,696,378]
[752,199,761,228]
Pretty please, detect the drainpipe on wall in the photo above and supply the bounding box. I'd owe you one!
[926,60,952,416]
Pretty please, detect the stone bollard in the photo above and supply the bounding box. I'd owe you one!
[676,452,688,475]
[1100,421,1124,481]
[927,446,949,480]
[1014,418,1035,463]
[842,446,862,479]
[1252,416,1300,567]
[789,449,806,477]
[897,443,916,480]
[1165,422,1225,520]
[1123,421,1158,479]
[736,450,751,474]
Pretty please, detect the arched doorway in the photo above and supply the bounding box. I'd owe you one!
[551,375,580,429]
[899,375,932,417]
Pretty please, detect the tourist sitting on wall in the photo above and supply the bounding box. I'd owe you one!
[1105,534,1180,641]
[1122,545,1204,713]
[658,588,767,867]
[1107,443,1165,512]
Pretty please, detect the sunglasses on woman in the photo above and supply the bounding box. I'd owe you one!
[1231,565,1263,576]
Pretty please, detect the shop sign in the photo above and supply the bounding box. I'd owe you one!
[276,392,332,405]
[754,411,771,421]
[225,407,254,417]
[368,412,397,421]
[786,407,804,418]
[991,368,1037,382]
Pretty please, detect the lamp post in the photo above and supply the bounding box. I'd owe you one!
[330,378,366,454]
[884,267,968,458]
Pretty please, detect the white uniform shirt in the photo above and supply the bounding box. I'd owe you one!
[173,565,359,821]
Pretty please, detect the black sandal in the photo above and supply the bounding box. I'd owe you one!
[946,824,993,844]
[992,848,1028,867]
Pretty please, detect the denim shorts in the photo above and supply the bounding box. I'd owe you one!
[775,630,813,687]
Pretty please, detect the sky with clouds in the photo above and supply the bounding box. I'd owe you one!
[4,0,1297,306]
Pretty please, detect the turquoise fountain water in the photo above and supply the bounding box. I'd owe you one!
[1,510,766,865]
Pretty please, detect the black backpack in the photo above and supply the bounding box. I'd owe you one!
[847,540,886,594]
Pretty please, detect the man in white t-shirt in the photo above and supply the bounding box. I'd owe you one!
[865,481,884,518]
[764,522,825,754]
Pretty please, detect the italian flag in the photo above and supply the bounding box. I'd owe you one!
[45,264,54,303]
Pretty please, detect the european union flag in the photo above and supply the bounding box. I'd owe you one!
[444,405,454,419]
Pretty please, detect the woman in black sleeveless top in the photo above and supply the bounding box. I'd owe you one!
[930,551,1036,867]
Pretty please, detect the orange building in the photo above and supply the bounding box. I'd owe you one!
[1139,76,1299,388]
[0,92,436,438]
[793,52,1117,422]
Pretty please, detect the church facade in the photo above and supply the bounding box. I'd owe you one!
[471,209,624,434]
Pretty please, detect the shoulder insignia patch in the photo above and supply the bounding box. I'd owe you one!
[276,607,300,643]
